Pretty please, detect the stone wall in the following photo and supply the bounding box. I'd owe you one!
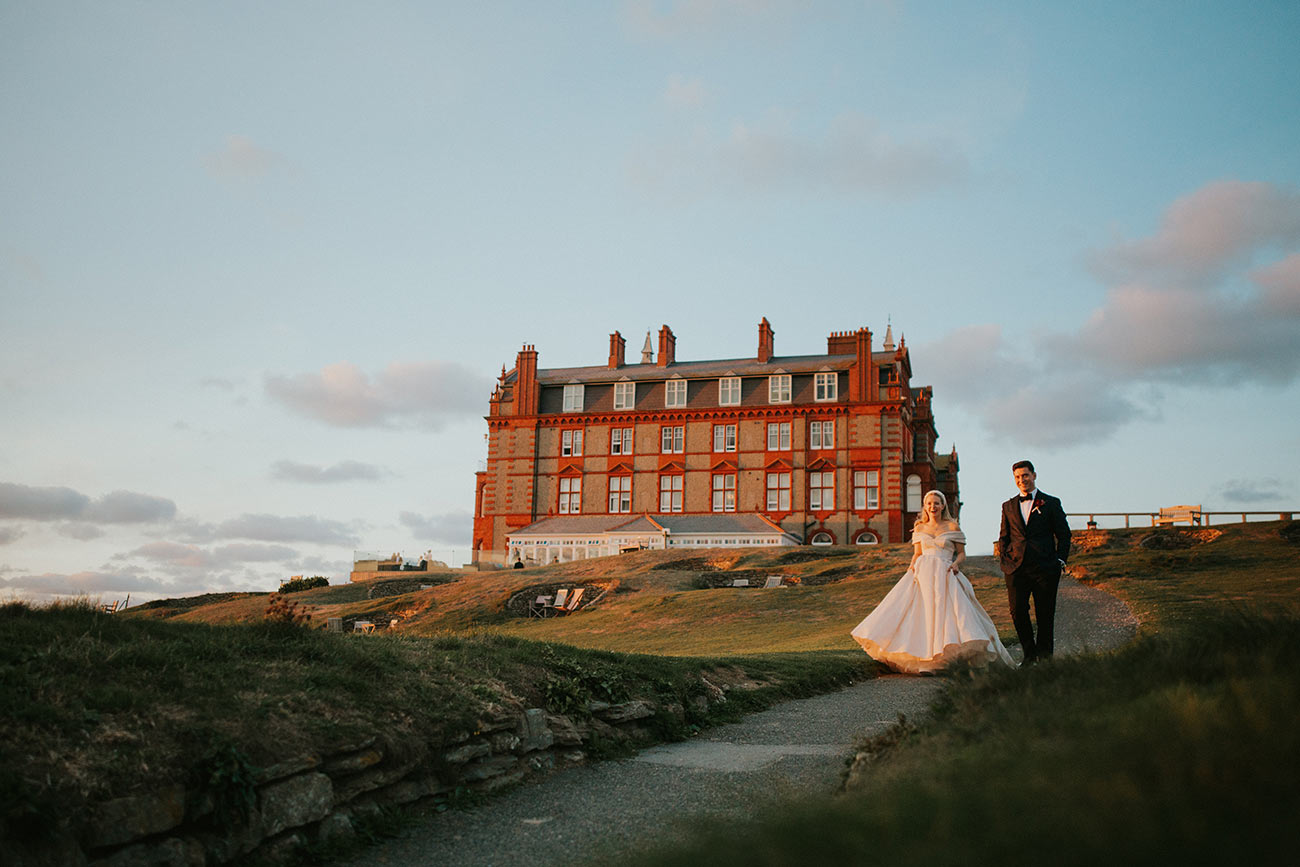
[13,691,719,867]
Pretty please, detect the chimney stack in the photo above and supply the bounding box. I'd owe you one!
[657,325,676,367]
[757,317,775,362]
[608,331,626,369]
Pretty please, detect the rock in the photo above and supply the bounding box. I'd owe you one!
[86,784,187,849]
[478,703,522,733]
[315,813,355,846]
[254,753,321,784]
[461,755,519,783]
[322,747,384,775]
[545,713,583,747]
[442,741,492,764]
[259,773,333,838]
[586,700,612,714]
[598,700,655,724]
[516,708,554,753]
[491,732,522,753]
[90,837,205,867]
[332,760,421,805]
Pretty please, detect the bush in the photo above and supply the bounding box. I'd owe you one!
[279,576,329,594]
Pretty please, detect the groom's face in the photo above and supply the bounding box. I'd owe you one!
[1014,467,1036,495]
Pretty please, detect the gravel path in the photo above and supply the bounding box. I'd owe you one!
[346,576,1137,867]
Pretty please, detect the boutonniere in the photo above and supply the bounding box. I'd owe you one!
[1031,498,1044,516]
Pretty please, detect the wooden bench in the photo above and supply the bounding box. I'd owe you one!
[1155,504,1202,527]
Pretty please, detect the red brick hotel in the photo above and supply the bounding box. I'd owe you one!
[472,319,958,566]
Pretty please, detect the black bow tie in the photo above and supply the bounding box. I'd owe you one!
[1018,494,1033,501]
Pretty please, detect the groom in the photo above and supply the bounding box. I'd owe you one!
[997,460,1071,664]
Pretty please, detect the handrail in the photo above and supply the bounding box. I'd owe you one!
[1066,510,1294,529]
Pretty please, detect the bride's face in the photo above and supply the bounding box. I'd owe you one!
[923,494,944,521]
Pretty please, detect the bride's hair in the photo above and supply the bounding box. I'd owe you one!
[913,489,956,530]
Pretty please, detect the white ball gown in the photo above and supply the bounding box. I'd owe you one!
[851,528,1015,674]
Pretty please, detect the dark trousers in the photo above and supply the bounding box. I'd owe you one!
[1005,567,1060,660]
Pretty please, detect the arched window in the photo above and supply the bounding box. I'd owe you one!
[810,532,834,546]
[906,474,923,513]
[855,531,878,545]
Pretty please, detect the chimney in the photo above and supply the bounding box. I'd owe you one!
[657,325,676,367]
[757,317,774,363]
[608,331,626,369]
[514,344,539,416]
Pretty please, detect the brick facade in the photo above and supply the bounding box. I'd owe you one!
[472,319,958,562]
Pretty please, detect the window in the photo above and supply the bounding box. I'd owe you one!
[558,477,581,514]
[810,532,833,546]
[659,475,683,512]
[661,425,684,454]
[718,377,741,406]
[814,372,838,402]
[614,381,635,410]
[561,429,583,457]
[809,471,834,511]
[768,374,791,404]
[854,470,879,510]
[766,472,791,511]
[665,379,687,407]
[712,474,736,512]
[906,474,923,512]
[712,424,737,452]
[563,384,584,412]
[809,420,835,450]
[610,427,633,455]
[855,531,879,545]
[609,476,631,513]
[766,422,791,450]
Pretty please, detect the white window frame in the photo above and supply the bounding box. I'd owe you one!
[563,383,584,413]
[766,422,791,451]
[712,474,736,513]
[659,474,683,513]
[610,427,633,455]
[906,474,923,513]
[718,377,741,406]
[768,374,791,404]
[561,428,583,457]
[712,423,736,453]
[661,425,684,454]
[614,381,635,411]
[810,420,835,450]
[766,472,791,511]
[559,476,581,514]
[809,471,834,511]
[810,532,833,546]
[814,372,838,402]
[665,378,687,408]
[609,475,632,513]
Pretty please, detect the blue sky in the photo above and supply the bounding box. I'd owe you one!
[3,1,1299,603]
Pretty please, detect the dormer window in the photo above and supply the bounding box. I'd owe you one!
[814,372,838,402]
[768,374,791,404]
[614,380,635,410]
[718,377,741,406]
[665,378,687,408]
[563,383,584,412]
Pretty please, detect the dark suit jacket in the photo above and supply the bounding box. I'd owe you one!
[998,491,1071,577]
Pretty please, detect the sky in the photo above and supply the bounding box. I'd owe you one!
[3,1,1299,605]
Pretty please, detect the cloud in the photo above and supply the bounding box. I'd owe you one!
[0,483,176,524]
[630,111,967,198]
[0,570,174,597]
[196,514,363,547]
[1062,181,1300,386]
[116,541,298,569]
[203,135,284,180]
[1086,181,1300,289]
[1216,478,1287,504]
[663,75,709,109]
[399,510,473,545]
[271,460,387,484]
[264,360,490,429]
[56,523,106,541]
[0,526,23,545]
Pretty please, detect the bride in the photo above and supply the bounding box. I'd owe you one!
[851,490,1015,673]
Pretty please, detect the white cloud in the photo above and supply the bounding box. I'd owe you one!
[0,483,176,524]
[399,510,473,545]
[264,360,489,429]
[630,111,967,198]
[1216,478,1288,504]
[0,526,23,545]
[663,74,709,109]
[203,135,284,180]
[271,460,387,484]
[209,514,362,547]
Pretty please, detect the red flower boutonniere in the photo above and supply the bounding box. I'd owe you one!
[1031,498,1044,516]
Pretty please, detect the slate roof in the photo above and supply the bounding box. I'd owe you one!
[513,350,899,386]
[508,512,800,541]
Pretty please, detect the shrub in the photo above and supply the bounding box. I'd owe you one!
[279,576,329,594]
[264,595,312,627]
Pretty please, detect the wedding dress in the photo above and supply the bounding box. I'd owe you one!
[851,528,1015,674]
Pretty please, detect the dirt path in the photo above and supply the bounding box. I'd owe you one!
[345,576,1137,867]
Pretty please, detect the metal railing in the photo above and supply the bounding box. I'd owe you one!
[1067,511,1294,529]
